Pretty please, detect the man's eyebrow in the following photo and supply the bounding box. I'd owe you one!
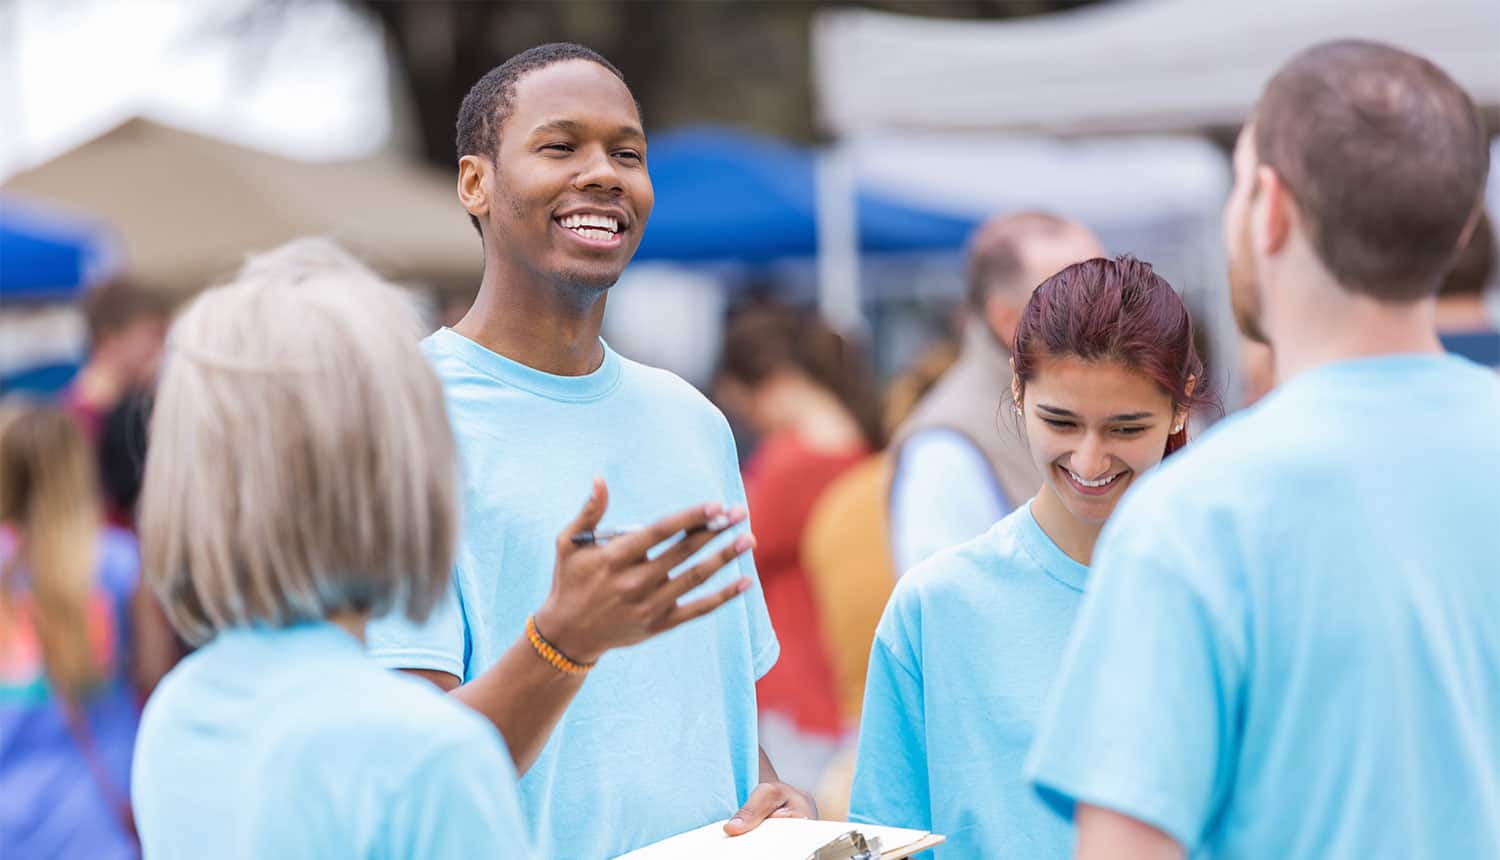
[528,118,645,140]
[1036,403,1156,421]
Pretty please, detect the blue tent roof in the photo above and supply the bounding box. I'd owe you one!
[0,196,114,304]
[634,127,975,263]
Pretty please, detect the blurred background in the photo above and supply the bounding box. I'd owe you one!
[3,0,1497,400]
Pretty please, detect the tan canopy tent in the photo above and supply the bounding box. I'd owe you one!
[2,118,481,296]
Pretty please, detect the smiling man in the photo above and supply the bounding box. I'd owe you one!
[364,43,813,858]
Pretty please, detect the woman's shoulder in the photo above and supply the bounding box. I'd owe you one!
[892,518,1030,608]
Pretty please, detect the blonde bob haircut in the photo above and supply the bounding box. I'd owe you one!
[139,238,457,646]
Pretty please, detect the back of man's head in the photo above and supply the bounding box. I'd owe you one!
[1253,40,1488,302]
[966,212,1104,313]
[82,279,170,348]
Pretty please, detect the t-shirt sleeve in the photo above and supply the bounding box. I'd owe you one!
[717,415,780,681]
[891,430,1009,574]
[848,597,931,833]
[379,731,536,860]
[365,570,468,680]
[1024,498,1246,850]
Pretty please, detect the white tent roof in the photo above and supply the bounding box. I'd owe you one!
[814,0,1500,135]
[848,133,1229,225]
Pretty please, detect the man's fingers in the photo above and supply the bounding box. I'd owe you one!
[661,576,751,632]
[609,501,737,561]
[723,783,786,836]
[653,534,754,608]
[559,477,609,547]
[646,512,746,573]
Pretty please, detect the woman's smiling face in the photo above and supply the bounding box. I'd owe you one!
[1014,354,1182,526]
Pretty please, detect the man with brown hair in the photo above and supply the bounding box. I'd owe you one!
[1026,40,1498,860]
[63,279,170,438]
[888,212,1103,572]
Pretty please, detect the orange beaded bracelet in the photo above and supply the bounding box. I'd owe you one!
[526,615,596,676]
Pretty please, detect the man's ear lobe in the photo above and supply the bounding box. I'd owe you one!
[1257,165,1293,256]
[458,155,492,222]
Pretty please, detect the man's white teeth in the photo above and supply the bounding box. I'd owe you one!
[559,213,619,232]
[1066,468,1120,488]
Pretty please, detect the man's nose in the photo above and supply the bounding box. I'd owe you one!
[573,146,624,194]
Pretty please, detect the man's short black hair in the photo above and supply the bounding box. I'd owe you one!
[456,43,627,236]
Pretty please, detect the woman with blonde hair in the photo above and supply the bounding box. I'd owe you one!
[1,402,143,858]
[129,240,537,858]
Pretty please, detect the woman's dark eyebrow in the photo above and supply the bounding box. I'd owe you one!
[1036,403,1155,421]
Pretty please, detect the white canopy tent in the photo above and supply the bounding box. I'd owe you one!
[809,0,1498,401]
[813,0,1500,136]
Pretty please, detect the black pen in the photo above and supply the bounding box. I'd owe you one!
[570,514,733,547]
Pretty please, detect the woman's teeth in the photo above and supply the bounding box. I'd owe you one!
[1065,467,1121,488]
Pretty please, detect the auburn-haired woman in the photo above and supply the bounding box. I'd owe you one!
[848,256,1214,859]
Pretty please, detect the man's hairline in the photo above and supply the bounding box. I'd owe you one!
[468,57,637,165]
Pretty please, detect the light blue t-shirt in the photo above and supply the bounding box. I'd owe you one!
[890,429,1011,575]
[1027,354,1500,858]
[367,329,779,859]
[132,623,532,859]
[850,501,1085,859]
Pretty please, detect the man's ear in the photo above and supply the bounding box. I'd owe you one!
[458,154,492,224]
[986,293,1023,348]
[1256,165,1293,257]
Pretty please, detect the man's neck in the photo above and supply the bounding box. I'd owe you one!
[453,263,610,377]
[69,360,125,411]
[959,315,1011,367]
[1267,279,1443,382]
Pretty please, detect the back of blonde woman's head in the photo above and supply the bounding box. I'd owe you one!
[138,238,457,645]
[0,401,103,699]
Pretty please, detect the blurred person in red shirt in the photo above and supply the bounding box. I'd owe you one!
[715,303,883,790]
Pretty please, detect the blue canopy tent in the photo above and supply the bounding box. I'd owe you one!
[0,196,117,394]
[1,196,114,304]
[633,127,976,263]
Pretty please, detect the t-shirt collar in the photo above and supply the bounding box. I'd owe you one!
[430,327,623,402]
[1015,499,1090,592]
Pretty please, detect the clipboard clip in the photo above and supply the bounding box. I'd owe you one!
[807,829,882,860]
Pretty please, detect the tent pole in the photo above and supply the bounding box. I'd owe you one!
[815,143,865,336]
